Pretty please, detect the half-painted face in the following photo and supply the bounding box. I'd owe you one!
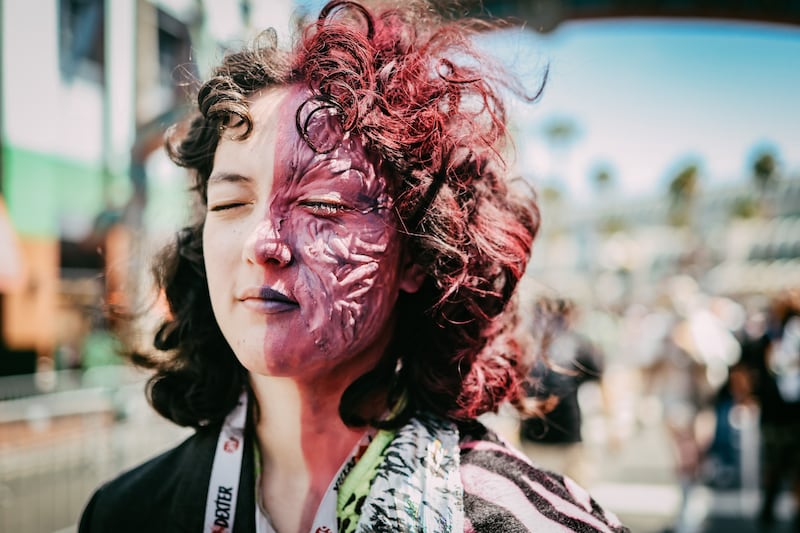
[203,86,423,380]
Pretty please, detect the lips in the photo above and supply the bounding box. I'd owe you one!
[239,286,299,314]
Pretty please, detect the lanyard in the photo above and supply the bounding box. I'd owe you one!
[204,390,248,533]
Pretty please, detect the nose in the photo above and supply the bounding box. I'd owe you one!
[243,214,292,266]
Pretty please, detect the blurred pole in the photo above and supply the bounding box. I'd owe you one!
[103,0,137,318]
[103,0,136,209]
[738,404,761,516]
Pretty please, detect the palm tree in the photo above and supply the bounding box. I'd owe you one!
[588,165,622,233]
[542,116,580,187]
[591,165,614,195]
[751,149,779,217]
[543,117,578,149]
[668,163,699,227]
[753,151,778,194]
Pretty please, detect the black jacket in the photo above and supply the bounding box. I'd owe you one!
[80,418,629,533]
[79,424,257,532]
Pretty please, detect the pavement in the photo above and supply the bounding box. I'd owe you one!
[570,410,796,533]
[0,390,192,533]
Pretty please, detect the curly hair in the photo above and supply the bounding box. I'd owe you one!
[139,0,545,429]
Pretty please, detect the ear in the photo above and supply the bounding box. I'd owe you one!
[398,256,426,294]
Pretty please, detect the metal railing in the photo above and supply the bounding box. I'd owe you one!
[0,367,192,533]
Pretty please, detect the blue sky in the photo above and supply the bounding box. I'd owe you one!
[481,19,800,202]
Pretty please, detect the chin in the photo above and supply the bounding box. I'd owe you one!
[243,349,329,378]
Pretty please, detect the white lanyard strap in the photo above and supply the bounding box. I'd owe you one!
[204,390,248,533]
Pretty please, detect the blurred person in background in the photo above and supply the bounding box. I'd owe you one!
[695,296,753,492]
[739,291,800,529]
[78,1,628,532]
[0,194,24,295]
[640,278,739,533]
[0,194,29,374]
[702,353,756,491]
[519,297,607,487]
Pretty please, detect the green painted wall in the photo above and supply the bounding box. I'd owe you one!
[2,145,106,238]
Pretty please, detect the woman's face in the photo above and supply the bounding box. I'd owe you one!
[203,86,422,379]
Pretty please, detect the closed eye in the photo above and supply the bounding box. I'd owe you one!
[209,202,249,212]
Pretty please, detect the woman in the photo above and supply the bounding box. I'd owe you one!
[80,1,628,531]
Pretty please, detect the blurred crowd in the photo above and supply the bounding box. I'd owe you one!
[517,281,800,530]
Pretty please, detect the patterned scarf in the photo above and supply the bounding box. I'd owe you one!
[338,413,465,533]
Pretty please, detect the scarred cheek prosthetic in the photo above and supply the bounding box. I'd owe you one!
[266,87,402,358]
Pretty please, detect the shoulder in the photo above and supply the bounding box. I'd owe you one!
[458,421,628,533]
[79,429,217,533]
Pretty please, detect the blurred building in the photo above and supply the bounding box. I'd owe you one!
[527,173,800,307]
[0,0,303,376]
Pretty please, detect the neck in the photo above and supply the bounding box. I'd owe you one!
[250,373,373,533]
[252,374,364,470]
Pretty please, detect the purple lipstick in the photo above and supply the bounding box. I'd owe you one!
[240,286,298,314]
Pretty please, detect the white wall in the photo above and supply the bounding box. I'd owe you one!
[2,0,104,163]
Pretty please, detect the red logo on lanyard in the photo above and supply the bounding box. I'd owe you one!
[223,436,240,453]
[211,526,228,533]
[315,527,332,533]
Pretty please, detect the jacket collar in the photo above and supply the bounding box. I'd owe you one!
[168,422,257,532]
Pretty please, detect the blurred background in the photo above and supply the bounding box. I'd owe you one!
[1,0,798,532]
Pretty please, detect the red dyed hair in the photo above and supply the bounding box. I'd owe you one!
[143,0,545,428]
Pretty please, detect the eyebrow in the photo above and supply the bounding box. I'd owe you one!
[207,172,254,186]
